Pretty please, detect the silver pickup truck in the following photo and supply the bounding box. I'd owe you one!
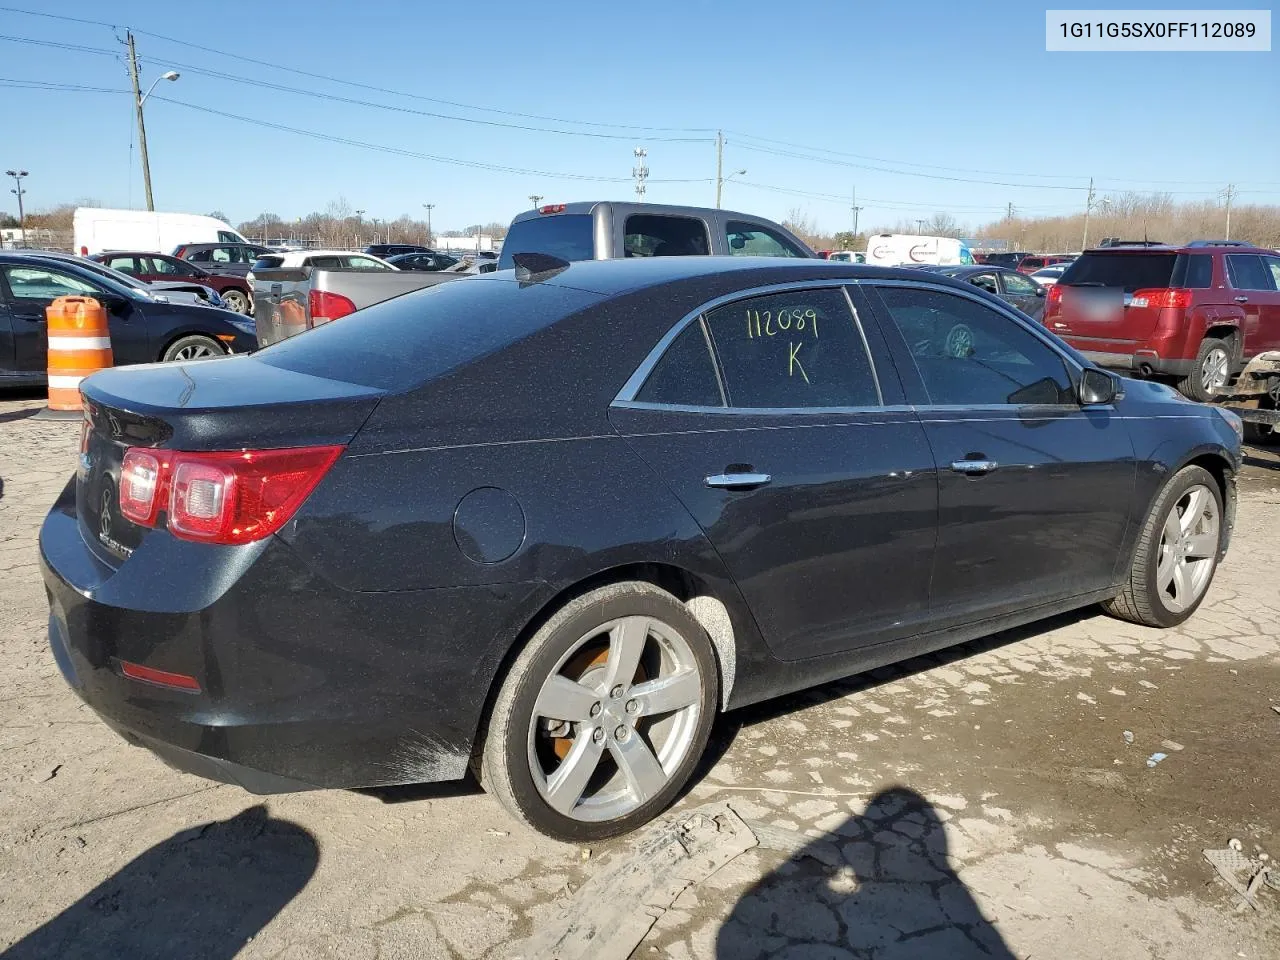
[249,250,468,345]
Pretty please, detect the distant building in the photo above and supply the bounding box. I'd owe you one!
[435,234,498,254]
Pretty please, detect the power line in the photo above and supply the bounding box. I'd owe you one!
[0,77,125,93]
[0,5,716,135]
[149,95,715,185]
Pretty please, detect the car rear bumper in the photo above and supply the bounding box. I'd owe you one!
[1074,348,1194,377]
[40,478,548,793]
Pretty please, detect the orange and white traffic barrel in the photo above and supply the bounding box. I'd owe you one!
[46,296,112,412]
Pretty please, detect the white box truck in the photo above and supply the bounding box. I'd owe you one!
[73,208,247,256]
[864,234,975,268]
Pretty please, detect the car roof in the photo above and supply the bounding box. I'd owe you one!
[1080,244,1265,255]
[508,200,791,226]
[484,255,957,297]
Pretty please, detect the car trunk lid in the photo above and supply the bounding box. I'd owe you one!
[76,355,383,566]
[1048,251,1181,341]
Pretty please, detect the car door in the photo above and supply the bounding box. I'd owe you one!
[1227,253,1280,354]
[867,281,1135,627]
[999,269,1046,317]
[0,278,17,376]
[610,283,939,662]
[0,263,103,372]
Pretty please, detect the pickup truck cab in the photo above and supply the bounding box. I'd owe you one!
[494,202,814,271]
[249,249,464,346]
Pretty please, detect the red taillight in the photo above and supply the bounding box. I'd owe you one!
[1130,287,1192,310]
[308,289,357,325]
[119,449,164,526]
[173,246,186,258]
[119,660,201,692]
[1044,284,1064,315]
[117,445,343,544]
[538,204,567,214]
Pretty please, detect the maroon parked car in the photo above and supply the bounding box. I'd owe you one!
[91,252,254,315]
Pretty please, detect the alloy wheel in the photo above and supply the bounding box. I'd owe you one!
[173,342,218,361]
[1199,347,1230,392]
[1155,483,1219,613]
[526,615,703,823]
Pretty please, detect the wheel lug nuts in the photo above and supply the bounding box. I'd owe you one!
[615,726,629,741]
[625,699,640,714]
[592,728,605,744]
[610,685,624,699]
[589,702,602,718]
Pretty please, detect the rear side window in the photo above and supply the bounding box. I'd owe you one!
[343,256,391,271]
[624,215,710,257]
[702,288,880,408]
[252,256,285,270]
[188,249,211,262]
[498,214,594,269]
[1226,254,1276,291]
[106,256,141,275]
[635,321,723,407]
[725,222,807,258]
[1021,258,1045,270]
[217,231,239,243]
[1171,254,1212,288]
[1059,253,1176,291]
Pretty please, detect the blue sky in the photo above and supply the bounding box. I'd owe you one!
[1,1,1276,233]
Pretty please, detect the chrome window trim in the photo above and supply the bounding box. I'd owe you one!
[613,400,915,417]
[614,279,887,410]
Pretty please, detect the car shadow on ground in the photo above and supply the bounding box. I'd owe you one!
[716,786,1016,958]
[1,805,318,960]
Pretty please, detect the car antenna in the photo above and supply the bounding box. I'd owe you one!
[512,252,570,283]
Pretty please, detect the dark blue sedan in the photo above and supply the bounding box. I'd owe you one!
[40,256,1241,840]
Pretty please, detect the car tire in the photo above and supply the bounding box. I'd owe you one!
[221,289,250,314]
[1103,465,1223,628]
[161,334,226,363]
[479,581,719,842]
[1176,337,1232,403]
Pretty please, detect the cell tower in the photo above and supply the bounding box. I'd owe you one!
[632,148,648,201]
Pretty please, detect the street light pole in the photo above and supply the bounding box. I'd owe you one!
[6,170,27,245]
[528,194,543,210]
[126,31,179,212]
[422,203,434,247]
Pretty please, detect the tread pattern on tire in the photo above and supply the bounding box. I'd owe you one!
[479,580,717,842]
[1103,464,1219,628]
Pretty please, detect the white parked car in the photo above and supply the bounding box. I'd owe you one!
[1029,264,1070,286]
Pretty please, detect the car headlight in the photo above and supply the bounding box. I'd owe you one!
[1212,405,1243,443]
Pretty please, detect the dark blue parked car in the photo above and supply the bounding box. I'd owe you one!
[40,256,1241,840]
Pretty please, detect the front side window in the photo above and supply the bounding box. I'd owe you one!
[210,247,234,263]
[634,320,723,407]
[876,286,1074,406]
[1001,272,1039,296]
[1226,254,1276,291]
[1265,256,1280,289]
[623,215,710,258]
[725,221,807,258]
[3,265,99,300]
[343,256,392,271]
[217,231,239,243]
[703,288,880,408]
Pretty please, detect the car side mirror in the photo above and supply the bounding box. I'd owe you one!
[1078,367,1117,406]
[1035,286,1046,297]
[98,293,130,314]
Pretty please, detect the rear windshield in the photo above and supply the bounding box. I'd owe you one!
[1059,253,1176,292]
[984,253,1023,268]
[255,277,601,391]
[498,214,594,270]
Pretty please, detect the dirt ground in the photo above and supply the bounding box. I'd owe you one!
[1,389,1278,960]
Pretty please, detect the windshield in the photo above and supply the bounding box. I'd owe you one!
[1059,253,1176,291]
[28,257,150,299]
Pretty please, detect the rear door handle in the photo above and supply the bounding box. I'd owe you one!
[1234,296,1249,303]
[950,459,999,476]
[705,472,772,490]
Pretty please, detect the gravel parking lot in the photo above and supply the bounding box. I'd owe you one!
[2,390,1278,960]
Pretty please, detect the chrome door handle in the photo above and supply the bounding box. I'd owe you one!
[705,472,772,489]
[950,459,999,476]
[1234,296,1249,303]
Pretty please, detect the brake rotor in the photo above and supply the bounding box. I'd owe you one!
[546,638,648,760]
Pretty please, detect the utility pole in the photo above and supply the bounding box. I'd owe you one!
[528,194,543,210]
[125,32,156,212]
[715,131,724,208]
[1221,184,1237,240]
[850,186,863,238]
[6,170,27,245]
[1006,201,1015,220]
[632,148,648,202]
[1081,177,1095,251]
[422,203,434,247]
[915,219,926,234]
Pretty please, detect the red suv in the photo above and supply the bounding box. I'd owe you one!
[92,252,254,315]
[1017,254,1073,274]
[1044,244,1280,401]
